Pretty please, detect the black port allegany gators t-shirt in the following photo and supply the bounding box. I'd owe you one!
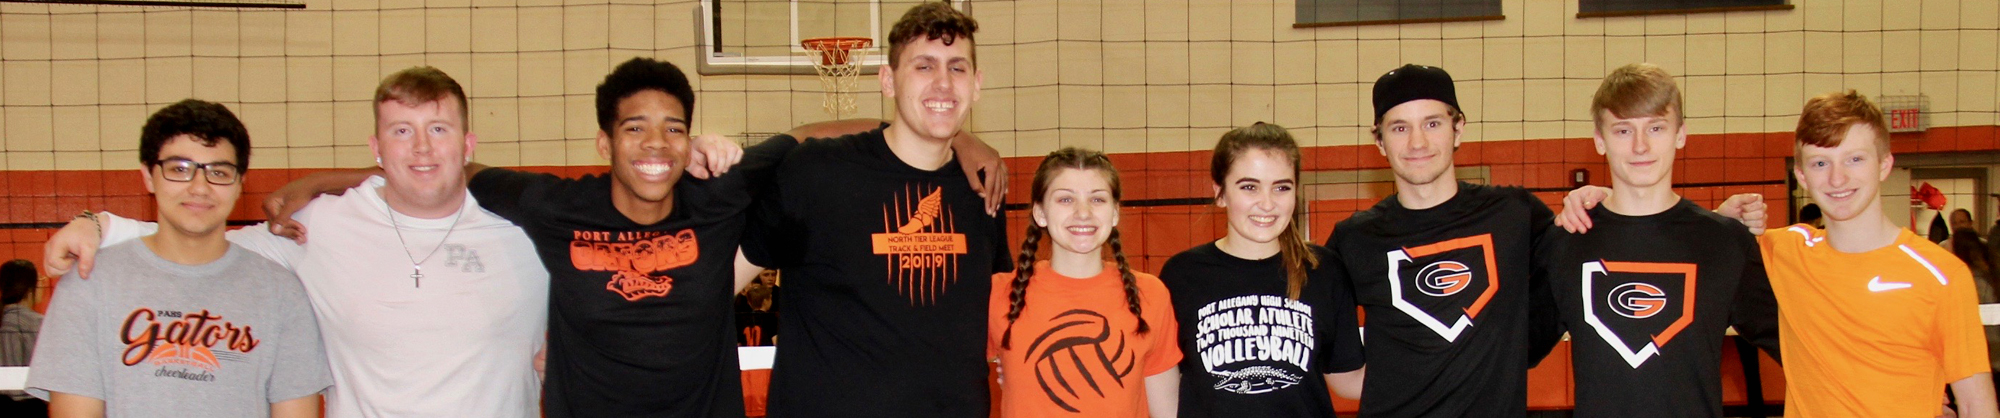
[742,125,1011,418]
[466,138,794,418]
[1326,181,1557,418]
[1158,243,1366,418]
[1537,199,1780,418]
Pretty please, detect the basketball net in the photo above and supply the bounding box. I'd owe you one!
[802,37,873,120]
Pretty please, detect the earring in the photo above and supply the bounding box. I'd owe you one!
[375,157,382,166]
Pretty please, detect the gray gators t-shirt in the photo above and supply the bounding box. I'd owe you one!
[26,240,330,416]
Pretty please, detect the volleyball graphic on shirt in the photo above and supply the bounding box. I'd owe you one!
[1385,234,1500,342]
[1580,261,1697,368]
[1022,309,1136,412]
[1189,294,1317,395]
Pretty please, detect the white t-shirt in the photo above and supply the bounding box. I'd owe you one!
[102,176,549,418]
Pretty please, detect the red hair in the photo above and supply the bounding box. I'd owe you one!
[1794,90,1890,158]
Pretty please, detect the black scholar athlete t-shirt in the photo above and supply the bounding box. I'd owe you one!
[1536,199,1780,418]
[1326,181,1556,417]
[1158,243,1365,418]
[741,125,1010,418]
[466,138,792,418]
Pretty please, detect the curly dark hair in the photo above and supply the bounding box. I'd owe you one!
[139,99,252,171]
[595,57,696,133]
[886,1,979,68]
[1,259,35,306]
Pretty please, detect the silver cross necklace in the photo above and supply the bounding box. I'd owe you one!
[385,200,463,288]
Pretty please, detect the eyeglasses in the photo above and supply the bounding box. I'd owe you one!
[154,158,242,185]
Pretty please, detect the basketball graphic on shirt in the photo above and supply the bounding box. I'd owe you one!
[1581,261,1697,368]
[870,184,969,306]
[1024,309,1136,412]
[148,342,222,371]
[1385,234,1500,342]
[568,229,701,301]
[118,307,260,381]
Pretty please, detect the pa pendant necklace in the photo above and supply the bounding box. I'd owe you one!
[386,200,463,288]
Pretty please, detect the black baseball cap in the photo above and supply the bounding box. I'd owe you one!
[1373,64,1461,123]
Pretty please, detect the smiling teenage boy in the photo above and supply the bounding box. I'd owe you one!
[26,99,331,417]
[1533,63,1781,418]
[739,2,1013,417]
[1759,91,1996,418]
[1323,64,1559,417]
[43,67,550,418]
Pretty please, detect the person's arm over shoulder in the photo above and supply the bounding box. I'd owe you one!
[739,134,802,198]
[25,271,106,402]
[262,168,382,240]
[465,165,565,223]
[776,119,1009,215]
[101,210,309,269]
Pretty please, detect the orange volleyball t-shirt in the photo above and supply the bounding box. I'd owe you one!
[987,261,1181,418]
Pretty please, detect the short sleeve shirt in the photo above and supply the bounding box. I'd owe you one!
[468,149,776,418]
[1158,243,1364,418]
[26,242,331,416]
[1539,200,1780,418]
[1326,181,1554,417]
[987,261,1181,418]
[1760,225,1990,417]
[741,126,1012,418]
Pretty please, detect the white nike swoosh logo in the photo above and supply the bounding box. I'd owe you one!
[1868,277,1913,292]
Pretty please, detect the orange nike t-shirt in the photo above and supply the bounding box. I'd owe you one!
[987,261,1181,418]
[1759,225,1990,417]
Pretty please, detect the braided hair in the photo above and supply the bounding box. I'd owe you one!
[1000,147,1149,349]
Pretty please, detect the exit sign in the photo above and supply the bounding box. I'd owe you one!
[1879,94,1928,133]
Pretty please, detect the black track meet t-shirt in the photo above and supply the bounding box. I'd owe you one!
[1536,199,1780,418]
[466,138,792,418]
[1326,182,1555,417]
[1158,243,1365,418]
[741,126,1010,418]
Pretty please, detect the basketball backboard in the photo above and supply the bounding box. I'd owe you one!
[694,0,971,75]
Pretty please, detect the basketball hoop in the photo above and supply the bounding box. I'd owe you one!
[801,37,874,120]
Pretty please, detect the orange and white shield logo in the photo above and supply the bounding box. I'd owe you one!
[1386,234,1499,342]
[1581,261,1697,368]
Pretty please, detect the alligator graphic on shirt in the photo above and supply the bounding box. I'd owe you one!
[1212,366,1304,395]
